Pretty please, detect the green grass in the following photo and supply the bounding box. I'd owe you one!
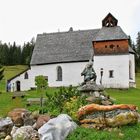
[106,88,140,111]
[136,72,140,89]
[3,65,28,80]
[66,124,140,140]
[0,87,60,117]
[106,72,140,111]
[0,93,24,117]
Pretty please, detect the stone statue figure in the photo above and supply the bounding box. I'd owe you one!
[81,62,96,85]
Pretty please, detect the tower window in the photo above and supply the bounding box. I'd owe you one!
[109,70,114,78]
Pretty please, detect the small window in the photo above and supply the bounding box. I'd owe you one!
[109,70,114,78]
[117,45,119,48]
[24,72,28,79]
[56,66,62,81]
[105,45,107,48]
[110,44,114,49]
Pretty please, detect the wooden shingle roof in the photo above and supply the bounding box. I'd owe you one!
[31,26,129,65]
[93,26,128,42]
[30,29,99,65]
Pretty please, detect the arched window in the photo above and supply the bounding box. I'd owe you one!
[56,66,62,81]
[24,72,29,79]
[129,61,133,79]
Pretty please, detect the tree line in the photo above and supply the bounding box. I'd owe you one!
[0,38,35,66]
[130,32,140,72]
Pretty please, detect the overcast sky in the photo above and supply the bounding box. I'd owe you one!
[0,0,140,45]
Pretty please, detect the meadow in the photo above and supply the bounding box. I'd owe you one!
[0,66,140,140]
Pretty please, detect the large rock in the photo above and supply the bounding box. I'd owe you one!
[78,81,114,105]
[78,104,138,128]
[4,135,12,140]
[8,108,34,127]
[34,114,50,130]
[38,114,77,140]
[11,125,39,140]
[78,81,104,92]
[0,117,13,139]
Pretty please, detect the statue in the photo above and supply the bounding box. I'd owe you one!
[81,62,96,85]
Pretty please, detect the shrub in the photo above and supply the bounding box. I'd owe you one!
[44,86,87,119]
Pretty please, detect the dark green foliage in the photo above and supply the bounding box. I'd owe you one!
[0,65,4,81]
[44,86,87,118]
[0,38,35,66]
[35,75,48,113]
[136,32,140,68]
[21,38,35,65]
[128,34,140,71]
[35,75,48,91]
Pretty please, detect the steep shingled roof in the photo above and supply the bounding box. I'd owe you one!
[30,29,99,65]
[31,26,129,65]
[93,26,128,41]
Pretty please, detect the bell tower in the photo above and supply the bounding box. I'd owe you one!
[102,13,118,27]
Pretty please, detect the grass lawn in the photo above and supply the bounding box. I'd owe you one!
[107,72,140,111]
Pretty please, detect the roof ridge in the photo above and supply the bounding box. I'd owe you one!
[37,28,100,36]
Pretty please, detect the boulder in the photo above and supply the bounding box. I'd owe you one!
[78,104,138,128]
[11,125,38,140]
[78,81,114,105]
[0,132,7,139]
[4,135,12,140]
[78,81,104,92]
[34,114,50,130]
[8,108,33,127]
[0,117,13,139]
[38,114,77,140]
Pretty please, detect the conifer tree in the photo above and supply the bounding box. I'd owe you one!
[136,32,140,67]
[0,65,4,81]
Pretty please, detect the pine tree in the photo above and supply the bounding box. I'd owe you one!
[21,38,35,65]
[0,65,4,81]
[136,32,140,67]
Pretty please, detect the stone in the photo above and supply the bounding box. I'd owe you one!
[38,114,77,140]
[138,113,140,122]
[0,117,13,138]
[10,126,18,136]
[78,81,113,105]
[0,131,6,139]
[11,125,36,140]
[101,100,112,105]
[78,81,104,92]
[4,135,12,140]
[78,104,138,128]
[32,111,40,120]
[31,130,40,140]
[86,96,102,104]
[8,108,31,127]
[31,131,40,140]
[34,114,50,130]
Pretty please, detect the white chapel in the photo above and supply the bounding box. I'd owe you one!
[8,13,135,91]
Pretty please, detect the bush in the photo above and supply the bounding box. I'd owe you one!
[43,86,87,119]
